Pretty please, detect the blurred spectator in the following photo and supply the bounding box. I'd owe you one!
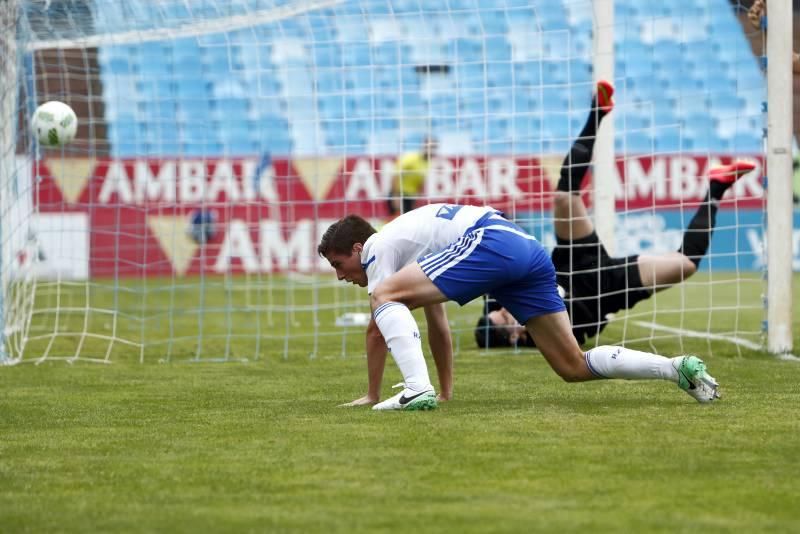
[793,156,800,204]
[387,137,437,216]
[747,0,800,73]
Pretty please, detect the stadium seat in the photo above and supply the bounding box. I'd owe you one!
[213,98,250,120]
[727,130,763,152]
[97,0,765,157]
[367,131,401,155]
[437,131,475,155]
[478,9,510,35]
[617,134,654,154]
[445,37,483,63]
[653,127,685,152]
[311,42,341,68]
[175,80,209,99]
[318,94,347,118]
[513,138,544,156]
[512,115,542,136]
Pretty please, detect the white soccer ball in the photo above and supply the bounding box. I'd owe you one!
[32,101,78,147]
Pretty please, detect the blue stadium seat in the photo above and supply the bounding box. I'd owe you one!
[400,91,424,112]
[683,40,718,66]
[318,94,346,118]
[373,43,402,66]
[375,68,401,90]
[454,65,487,91]
[175,79,209,99]
[727,131,762,152]
[478,9,510,35]
[709,93,743,114]
[345,68,374,90]
[346,94,373,117]
[181,142,225,156]
[172,37,201,59]
[341,42,371,66]
[429,94,457,117]
[617,113,650,132]
[98,0,764,157]
[535,5,569,30]
[177,99,214,126]
[513,138,544,156]
[214,98,250,120]
[511,92,534,113]
[375,92,399,112]
[137,57,171,76]
[542,136,571,155]
[512,115,542,135]
[307,13,335,41]
[460,96,487,116]
[310,42,341,68]
[653,127,685,152]
[447,38,484,63]
[316,71,344,93]
[486,62,513,87]
[540,86,567,109]
[615,40,652,65]
[652,39,684,66]
[617,134,653,154]
[140,100,178,121]
[514,61,544,86]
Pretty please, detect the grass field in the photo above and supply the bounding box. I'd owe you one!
[2,274,799,532]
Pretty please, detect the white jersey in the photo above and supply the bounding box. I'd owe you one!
[360,203,498,293]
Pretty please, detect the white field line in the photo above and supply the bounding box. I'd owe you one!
[633,320,800,361]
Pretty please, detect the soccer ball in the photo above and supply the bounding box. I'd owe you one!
[32,101,78,147]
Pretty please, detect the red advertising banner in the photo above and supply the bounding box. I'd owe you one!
[35,155,764,277]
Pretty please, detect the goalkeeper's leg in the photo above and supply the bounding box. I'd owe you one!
[638,160,758,290]
[553,80,614,241]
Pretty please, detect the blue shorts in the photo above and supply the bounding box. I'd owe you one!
[417,215,566,324]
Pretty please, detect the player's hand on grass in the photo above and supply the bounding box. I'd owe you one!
[437,392,451,402]
[338,395,378,407]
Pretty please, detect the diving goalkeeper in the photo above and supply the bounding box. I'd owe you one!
[475,81,756,349]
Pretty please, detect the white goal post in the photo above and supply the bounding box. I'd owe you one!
[765,0,794,355]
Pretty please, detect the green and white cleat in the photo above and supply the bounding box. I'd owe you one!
[672,356,721,403]
[372,387,438,411]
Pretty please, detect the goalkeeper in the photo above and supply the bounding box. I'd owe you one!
[475,81,756,349]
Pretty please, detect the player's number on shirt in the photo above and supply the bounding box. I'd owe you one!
[435,205,463,220]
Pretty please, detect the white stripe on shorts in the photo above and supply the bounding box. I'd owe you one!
[420,231,478,275]
[482,224,538,241]
[424,228,485,281]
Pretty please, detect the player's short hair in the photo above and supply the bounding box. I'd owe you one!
[317,215,377,257]
[474,313,512,348]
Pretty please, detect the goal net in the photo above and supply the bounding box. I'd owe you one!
[1,0,787,364]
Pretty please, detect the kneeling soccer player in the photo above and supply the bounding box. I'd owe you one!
[319,194,721,411]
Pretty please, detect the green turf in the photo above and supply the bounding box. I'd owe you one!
[1,274,799,532]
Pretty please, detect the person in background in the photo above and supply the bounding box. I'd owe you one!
[747,0,800,73]
[387,136,437,216]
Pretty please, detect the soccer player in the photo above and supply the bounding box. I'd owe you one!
[319,164,721,411]
[387,136,437,216]
[475,81,757,349]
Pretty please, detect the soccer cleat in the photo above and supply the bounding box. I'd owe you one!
[372,387,438,411]
[708,160,756,185]
[672,356,721,403]
[596,80,615,113]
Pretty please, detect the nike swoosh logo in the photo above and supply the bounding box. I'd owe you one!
[399,390,429,405]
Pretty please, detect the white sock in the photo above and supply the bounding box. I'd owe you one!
[585,345,678,382]
[373,302,432,392]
